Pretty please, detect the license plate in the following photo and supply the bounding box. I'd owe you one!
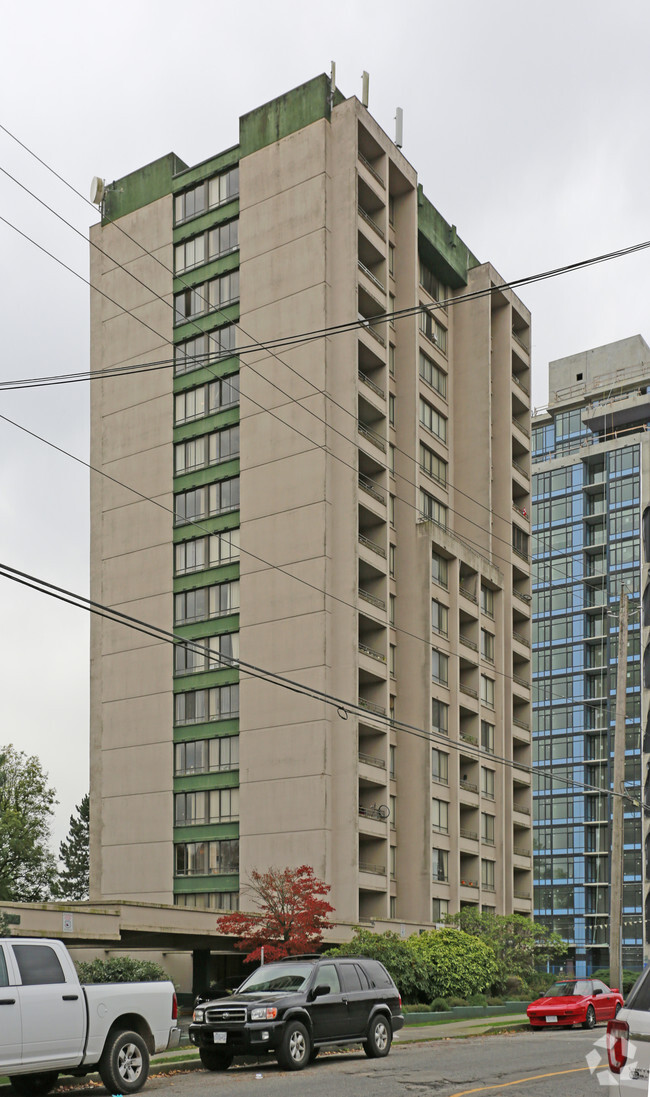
[545,1016,558,1023]
[213,1032,227,1044]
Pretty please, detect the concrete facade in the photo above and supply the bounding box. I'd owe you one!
[89,75,533,928]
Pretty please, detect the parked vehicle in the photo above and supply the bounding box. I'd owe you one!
[189,954,404,1071]
[527,977,623,1029]
[0,938,180,1096]
[607,967,650,1092]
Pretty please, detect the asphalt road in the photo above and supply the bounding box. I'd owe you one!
[138,1026,612,1097]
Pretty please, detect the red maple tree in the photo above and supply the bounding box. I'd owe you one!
[216,864,335,963]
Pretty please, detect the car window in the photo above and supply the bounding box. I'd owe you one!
[238,963,313,994]
[593,980,609,994]
[0,947,9,988]
[315,963,340,994]
[339,963,362,992]
[575,980,592,997]
[624,970,650,1011]
[355,963,371,989]
[362,960,393,989]
[12,944,66,986]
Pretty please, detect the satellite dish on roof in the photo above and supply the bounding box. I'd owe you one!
[90,176,105,205]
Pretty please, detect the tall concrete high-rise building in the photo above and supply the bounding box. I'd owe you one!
[532,335,650,973]
[89,74,533,928]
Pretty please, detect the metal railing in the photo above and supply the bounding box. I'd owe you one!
[359,861,386,875]
[359,697,386,716]
[482,883,496,893]
[514,846,530,858]
[513,890,531,900]
[358,204,385,240]
[358,533,386,559]
[512,457,530,480]
[512,589,532,606]
[358,369,385,399]
[358,260,385,294]
[359,588,386,611]
[512,545,530,563]
[459,684,478,699]
[459,584,478,604]
[359,642,386,664]
[358,421,386,451]
[512,329,530,355]
[513,804,531,815]
[460,880,479,889]
[358,474,385,504]
[460,778,479,794]
[513,630,530,647]
[358,751,386,769]
[511,372,530,396]
[359,804,388,821]
[460,828,478,841]
[512,416,530,438]
[460,732,478,746]
[513,673,530,689]
[460,635,478,651]
[358,152,385,188]
[512,502,529,521]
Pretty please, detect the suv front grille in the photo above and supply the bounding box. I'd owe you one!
[205,1006,247,1025]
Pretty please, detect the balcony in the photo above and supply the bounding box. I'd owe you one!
[358,369,385,401]
[357,421,386,453]
[358,150,385,189]
[359,587,386,612]
[358,203,385,241]
[359,532,386,560]
[358,473,385,506]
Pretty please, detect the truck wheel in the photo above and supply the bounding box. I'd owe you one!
[99,1029,150,1094]
[9,1074,59,1096]
[364,1014,392,1057]
[199,1048,233,1071]
[277,1021,310,1070]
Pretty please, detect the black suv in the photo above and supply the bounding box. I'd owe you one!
[189,954,404,1071]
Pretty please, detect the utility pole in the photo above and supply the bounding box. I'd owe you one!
[610,586,627,994]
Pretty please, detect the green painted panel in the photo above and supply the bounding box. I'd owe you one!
[174,771,239,793]
[173,565,239,593]
[417,185,480,289]
[173,201,240,245]
[173,875,239,894]
[173,458,239,493]
[103,153,187,223]
[173,822,239,843]
[174,616,240,642]
[173,722,239,744]
[240,74,332,157]
[173,512,240,540]
[173,305,239,342]
[173,407,239,443]
[173,146,240,191]
[173,361,239,393]
[173,252,239,294]
[174,667,239,693]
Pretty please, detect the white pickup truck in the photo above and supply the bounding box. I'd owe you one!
[0,938,180,1096]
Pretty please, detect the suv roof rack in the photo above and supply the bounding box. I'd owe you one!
[268,954,322,963]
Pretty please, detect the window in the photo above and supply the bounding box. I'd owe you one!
[480,675,495,708]
[389,745,396,778]
[420,443,447,486]
[174,683,239,725]
[175,386,206,424]
[389,896,397,918]
[388,443,395,474]
[389,394,395,426]
[419,351,447,398]
[174,166,239,225]
[175,233,206,274]
[512,525,529,558]
[481,812,495,845]
[389,494,395,527]
[481,720,494,754]
[174,325,236,375]
[432,897,449,921]
[419,261,447,307]
[174,477,240,525]
[174,425,239,475]
[419,309,448,353]
[0,947,7,988]
[420,490,447,528]
[432,848,449,882]
[390,846,396,879]
[175,271,240,324]
[13,945,65,986]
[390,795,397,827]
[388,245,395,276]
[389,593,396,624]
[174,580,239,625]
[431,648,449,685]
[389,544,396,576]
[481,767,495,800]
[481,629,494,662]
[431,798,449,834]
[431,748,448,785]
[389,644,396,677]
[419,397,447,442]
[174,838,239,876]
[481,859,495,891]
[174,632,239,675]
[480,585,494,617]
[431,599,448,636]
[389,344,395,375]
[208,218,239,260]
[175,529,240,575]
[174,736,239,775]
[175,891,239,911]
[432,699,448,734]
[431,551,448,587]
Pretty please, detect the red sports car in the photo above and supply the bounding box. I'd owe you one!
[527,978,624,1029]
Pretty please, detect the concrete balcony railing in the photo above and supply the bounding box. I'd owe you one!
[358,751,386,770]
[358,369,385,400]
[359,861,386,876]
[358,421,386,452]
[359,642,386,664]
[358,533,386,559]
[358,204,385,240]
[358,588,386,611]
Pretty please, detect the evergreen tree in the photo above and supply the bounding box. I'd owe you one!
[0,744,58,901]
[55,793,90,900]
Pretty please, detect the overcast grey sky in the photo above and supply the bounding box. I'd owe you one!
[1,0,649,850]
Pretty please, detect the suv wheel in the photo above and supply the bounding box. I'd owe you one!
[277,1021,310,1071]
[364,1014,392,1058]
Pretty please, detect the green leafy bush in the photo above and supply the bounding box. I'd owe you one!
[591,969,639,996]
[447,996,469,1007]
[467,992,487,1006]
[430,997,451,1012]
[75,956,169,983]
[326,928,421,1002]
[487,996,504,1005]
[407,929,498,1002]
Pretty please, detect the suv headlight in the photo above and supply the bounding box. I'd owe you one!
[193,1008,205,1022]
[250,1007,278,1021]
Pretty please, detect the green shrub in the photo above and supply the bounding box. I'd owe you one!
[467,992,487,1006]
[504,975,526,996]
[407,929,498,1002]
[447,996,469,1007]
[430,997,451,1012]
[591,969,639,997]
[487,996,503,1005]
[326,928,421,1002]
[75,956,169,983]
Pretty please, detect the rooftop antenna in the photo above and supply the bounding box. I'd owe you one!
[395,108,403,149]
[329,61,336,111]
[90,176,105,205]
[361,71,369,108]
